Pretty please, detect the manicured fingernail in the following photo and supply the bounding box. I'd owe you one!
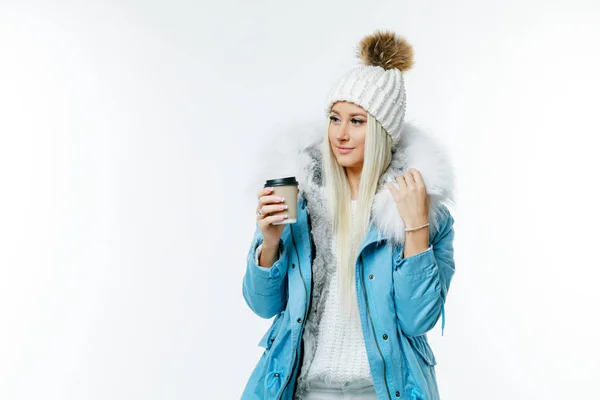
[280,214,287,219]
[279,197,285,202]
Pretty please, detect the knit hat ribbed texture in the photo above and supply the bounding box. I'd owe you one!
[324,30,414,148]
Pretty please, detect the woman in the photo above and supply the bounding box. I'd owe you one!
[241,30,456,400]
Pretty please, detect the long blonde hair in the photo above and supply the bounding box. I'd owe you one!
[321,111,393,318]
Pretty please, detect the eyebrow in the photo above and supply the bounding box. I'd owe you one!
[330,109,367,118]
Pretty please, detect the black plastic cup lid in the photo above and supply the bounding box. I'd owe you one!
[264,176,298,187]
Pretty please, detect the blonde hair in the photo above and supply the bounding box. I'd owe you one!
[321,111,393,319]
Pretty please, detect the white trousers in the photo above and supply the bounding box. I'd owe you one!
[302,379,378,400]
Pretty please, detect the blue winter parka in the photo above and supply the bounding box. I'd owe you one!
[241,121,456,400]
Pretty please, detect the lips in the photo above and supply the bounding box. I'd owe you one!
[337,146,354,154]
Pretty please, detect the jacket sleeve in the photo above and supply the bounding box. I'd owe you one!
[242,225,289,319]
[393,204,455,337]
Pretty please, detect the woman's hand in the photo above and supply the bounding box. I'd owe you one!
[385,168,430,229]
[386,168,430,257]
[256,186,300,247]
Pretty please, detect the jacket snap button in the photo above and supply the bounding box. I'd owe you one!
[369,274,374,280]
[297,318,302,323]
[382,334,388,340]
[274,373,280,377]
[292,263,295,269]
[395,391,400,397]
[270,338,275,342]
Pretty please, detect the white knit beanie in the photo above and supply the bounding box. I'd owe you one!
[324,30,414,149]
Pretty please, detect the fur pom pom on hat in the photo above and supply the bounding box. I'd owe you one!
[325,30,414,148]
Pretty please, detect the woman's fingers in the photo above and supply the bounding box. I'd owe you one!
[257,187,274,198]
[386,180,400,202]
[257,203,288,217]
[258,194,286,208]
[395,174,408,189]
[407,168,425,188]
[256,184,298,223]
[391,175,407,199]
[258,213,288,226]
[401,171,415,188]
[256,185,301,199]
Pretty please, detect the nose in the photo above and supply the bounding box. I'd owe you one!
[336,121,349,142]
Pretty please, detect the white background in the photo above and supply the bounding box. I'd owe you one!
[1,0,599,399]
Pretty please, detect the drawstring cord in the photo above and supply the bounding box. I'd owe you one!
[441,301,445,337]
[264,358,284,390]
[411,387,422,399]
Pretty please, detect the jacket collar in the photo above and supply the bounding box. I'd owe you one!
[295,120,456,247]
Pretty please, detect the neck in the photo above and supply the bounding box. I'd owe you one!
[345,166,362,200]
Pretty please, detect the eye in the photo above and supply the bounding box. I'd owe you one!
[351,118,364,125]
[329,116,339,123]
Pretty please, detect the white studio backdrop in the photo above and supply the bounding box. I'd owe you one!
[1,0,599,399]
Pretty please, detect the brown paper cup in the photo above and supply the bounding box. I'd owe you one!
[265,176,298,225]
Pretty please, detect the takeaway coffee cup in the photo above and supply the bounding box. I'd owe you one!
[264,176,299,225]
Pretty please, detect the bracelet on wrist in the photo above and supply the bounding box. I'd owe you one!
[405,223,429,232]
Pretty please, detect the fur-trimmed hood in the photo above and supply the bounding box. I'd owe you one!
[249,119,456,247]
[300,120,455,246]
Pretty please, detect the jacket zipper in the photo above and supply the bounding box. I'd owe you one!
[278,223,311,399]
[360,254,393,400]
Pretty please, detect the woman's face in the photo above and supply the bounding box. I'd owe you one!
[328,101,368,169]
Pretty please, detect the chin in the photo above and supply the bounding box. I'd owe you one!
[334,157,349,166]
[336,158,358,168]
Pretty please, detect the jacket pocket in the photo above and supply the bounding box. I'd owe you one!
[258,310,285,349]
[407,334,438,366]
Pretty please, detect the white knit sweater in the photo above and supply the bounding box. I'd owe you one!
[303,199,373,386]
[255,200,373,387]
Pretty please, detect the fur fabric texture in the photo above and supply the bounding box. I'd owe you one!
[293,120,456,247]
[357,30,414,71]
